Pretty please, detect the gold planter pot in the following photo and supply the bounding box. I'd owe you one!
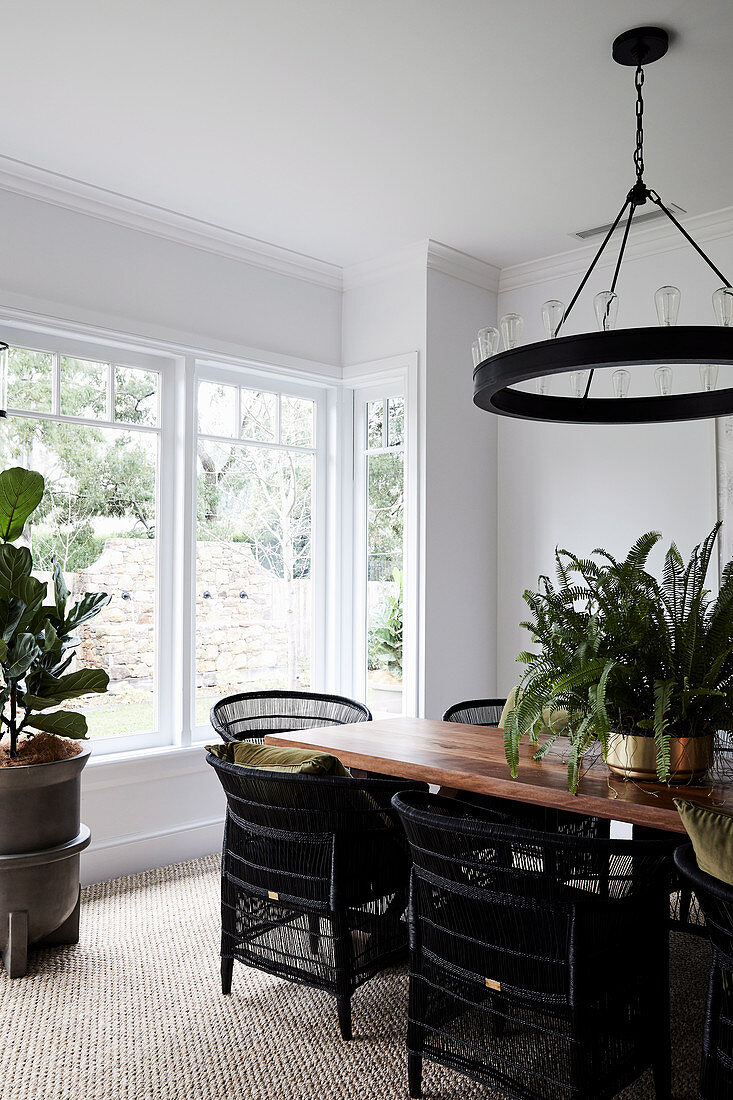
[606,731,714,783]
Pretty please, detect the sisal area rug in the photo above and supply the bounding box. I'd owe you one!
[0,855,709,1100]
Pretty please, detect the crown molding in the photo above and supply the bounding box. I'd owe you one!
[342,241,430,290]
[342,239,500,293]
[0,155,343,291]
[426,241,500,293]
[499,206,733,295]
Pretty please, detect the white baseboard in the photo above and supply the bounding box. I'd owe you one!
[80,816,224,885]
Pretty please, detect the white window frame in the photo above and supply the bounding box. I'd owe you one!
[344,354,419,717]
[189,360,331,743]
[0,321,177,756]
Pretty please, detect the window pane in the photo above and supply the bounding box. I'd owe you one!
[367,400,384,449]
[198,381,236,437]
[387,397,404,447]
[240,388,276,441]
[366,450,404,716]
[281,395,314,447]
[196,442,313,715]
[7,347,53,413]
[0,418,158,739]
[59,357,107,419]
[114,367,159,426]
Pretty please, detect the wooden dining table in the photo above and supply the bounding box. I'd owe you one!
[265,716,733,834]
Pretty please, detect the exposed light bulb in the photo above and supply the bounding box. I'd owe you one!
[569,371,589,398]
[535,376,549,396]
[471,340,481,368]
[713,287,733,327]
[500,313,524,350]
[594,291,618,332]
[700,364,720,392]
[654,366,673,396]
[612,369,630,398]
[541,300,565,340]
[477,326,500,359]
[654,286,681,327]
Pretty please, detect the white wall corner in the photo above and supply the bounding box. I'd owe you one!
[426,241,501,294]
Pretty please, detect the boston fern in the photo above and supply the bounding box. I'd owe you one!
[0,466,110,759]
[503,525,733,793]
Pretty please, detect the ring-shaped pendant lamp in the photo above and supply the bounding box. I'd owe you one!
[473,27,733,425]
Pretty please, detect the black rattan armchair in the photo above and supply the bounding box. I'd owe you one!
[393,790,672,1100]
[674,844,733,1099]
[210,690,371,745]
[207,752,426,1040]
[442,697,610,838]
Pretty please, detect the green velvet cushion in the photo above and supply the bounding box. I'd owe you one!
[674,797,733,886]
[206,740,351,777]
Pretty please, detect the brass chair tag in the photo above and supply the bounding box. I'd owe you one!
[268,890,279,901]
[485,978,501,992]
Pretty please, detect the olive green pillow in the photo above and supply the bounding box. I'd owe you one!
[674,797,733,886]
[499,687,570,736]
[206,740,350,777]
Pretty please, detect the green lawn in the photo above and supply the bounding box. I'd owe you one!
[82,696,218,740]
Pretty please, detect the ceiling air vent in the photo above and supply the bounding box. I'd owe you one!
[573,202,686,241]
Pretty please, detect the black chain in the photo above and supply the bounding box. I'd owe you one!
[634,64,645,181]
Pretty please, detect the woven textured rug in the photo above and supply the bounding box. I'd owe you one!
[0,854,709,1100]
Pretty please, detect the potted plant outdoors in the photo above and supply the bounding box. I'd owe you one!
[368,569,403,713]
[503,526,733,794]
[0,466,110,977]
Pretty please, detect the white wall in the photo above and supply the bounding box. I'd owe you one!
[342,246,499,718]
[424,268,498,715]
[495,221,732,691]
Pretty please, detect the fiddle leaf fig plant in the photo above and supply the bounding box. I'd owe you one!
[0,467,110,760]
[504,525,733,793]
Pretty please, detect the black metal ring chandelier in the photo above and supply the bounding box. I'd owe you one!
[473,26,733,425]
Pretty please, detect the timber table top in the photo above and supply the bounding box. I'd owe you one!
[265,716,733,834]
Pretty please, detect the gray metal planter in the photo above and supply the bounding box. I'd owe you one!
[0,744,91,978]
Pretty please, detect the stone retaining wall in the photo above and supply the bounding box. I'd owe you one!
[72,537,311,689]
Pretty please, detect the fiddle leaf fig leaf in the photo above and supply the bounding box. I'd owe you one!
[53,562,70,618]
[64,591,111,632]
[37,667,109,701]
[0,596,25,643]
[6,632,41,680]
[43,620,59,654]
[0,544,32,600]
[26,710,88,739]
[0,467,44,543]
[13,576,47,635]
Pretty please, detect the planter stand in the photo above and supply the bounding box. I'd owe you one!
[0,745,92,979]
[1,826,91,978]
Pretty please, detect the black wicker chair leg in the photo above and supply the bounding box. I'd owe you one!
[332,909,354,1040]
[307,913,320,956]
[408,1053,423,1098]
[221,955,233,995]
[336,995,352,1041]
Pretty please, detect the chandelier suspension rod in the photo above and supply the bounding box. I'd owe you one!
[647,190,732,287]
[557,196,632,337]
[583,200,638,399]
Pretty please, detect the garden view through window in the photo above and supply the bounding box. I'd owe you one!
[195,380,315,726]
[0,345,159,741]
[365,395,404,716]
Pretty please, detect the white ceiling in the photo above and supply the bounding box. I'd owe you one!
[1,0,732,271]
